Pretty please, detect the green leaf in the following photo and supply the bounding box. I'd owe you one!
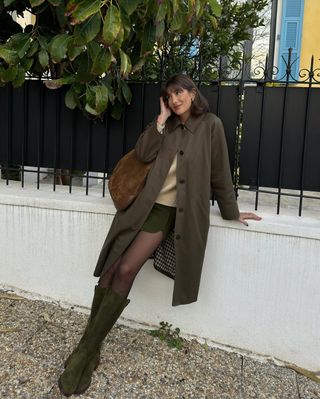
[8,33,31,59]
[65,87,77,109]
[102,4,121,46]
[156,3,167,22]
[21,57,34,71]
[91,47,112,75]
[44,75,75,89]
[68,40,84,61]
[111,100,123,120]
[187,0,195,22]
[120,8,131,40]
[1,65,18,82]
[0,65,5,83]
[191,17,198,36]
[4,0,16,6]
[131,57,146,73]
[119,49,131,78]
[140,22,155,56]
[172,0,180,14]
[29,0,46,6]
[65,0,77,16]
[70,0,101,25]
[0,46,19,65]
[48,0,61,5]
[111,24,124,51]
[37,35,48,50]
[86,41,101,60]
[107,85,115,103]
[55,3,68,28]
[119,0,141,16]
[85,83,108,115]
[120,80,131,105]
[102,75,115,102]
[86,85,95,108]
[27,40,39,57]
[208,0,222,17]
[68,82,84,108]
[38,49,49,68]
[85,103,99,116]
[76,52,95,82]
[208,15,218,30]
[93,85,108,114]
[170,13,183,31]
[73,13,101,46]
[49,34,72,63]
[195,0,203,17]
[12,66,25,88]
[156,20,165,43]
[33,2,49,13]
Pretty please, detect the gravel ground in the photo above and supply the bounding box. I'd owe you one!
[0,291,320,399]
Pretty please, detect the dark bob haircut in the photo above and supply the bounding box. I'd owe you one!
[161,74,210,116]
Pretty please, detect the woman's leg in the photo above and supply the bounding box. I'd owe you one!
[98,255,122,289]
[59,230,163,396]
[98,230,163,297]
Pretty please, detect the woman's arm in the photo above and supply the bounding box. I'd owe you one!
[135,97,171,163]
[134,121,165,163]
[211,117,262,225]
[210,116,240,220]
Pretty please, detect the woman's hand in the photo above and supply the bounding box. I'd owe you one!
[157,96,172,125]
[238,212,262,226]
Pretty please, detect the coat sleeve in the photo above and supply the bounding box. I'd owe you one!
[211,116,240,220]
[134,120,165,162]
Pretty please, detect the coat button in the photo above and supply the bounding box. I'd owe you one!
[179,178,185,184]
[175,234,181,240]
[178,207,183,212]
[179,150,184,155]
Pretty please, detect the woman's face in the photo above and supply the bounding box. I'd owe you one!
[166,87,195,121]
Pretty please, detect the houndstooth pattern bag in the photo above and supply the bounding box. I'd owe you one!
[153,230,176,279]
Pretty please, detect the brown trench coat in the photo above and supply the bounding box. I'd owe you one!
[93,112,240,306]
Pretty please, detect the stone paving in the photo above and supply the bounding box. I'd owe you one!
[1,291,320,399]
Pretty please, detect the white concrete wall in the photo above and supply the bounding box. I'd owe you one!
[0,181,319,372]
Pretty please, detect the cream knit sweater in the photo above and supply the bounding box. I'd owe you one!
[154,122,177,207]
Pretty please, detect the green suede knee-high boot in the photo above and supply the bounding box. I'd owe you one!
[74,296,130,395]
[58,288,130,397]
[64,285,107,369]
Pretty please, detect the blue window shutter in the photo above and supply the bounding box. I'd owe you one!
[278,0,304,81]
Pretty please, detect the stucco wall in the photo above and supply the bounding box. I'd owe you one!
[300,0,320,71]
[275,0,320,73]
[0,181,319,372]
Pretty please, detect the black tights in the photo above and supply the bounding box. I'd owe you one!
[98,231,163,298]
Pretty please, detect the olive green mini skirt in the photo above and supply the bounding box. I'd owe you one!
[141,203,176,239]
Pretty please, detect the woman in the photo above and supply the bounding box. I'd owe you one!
[58,74,261,396]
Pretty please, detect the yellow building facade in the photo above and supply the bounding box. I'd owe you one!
[275,0,320,81]
[299,0,320,72]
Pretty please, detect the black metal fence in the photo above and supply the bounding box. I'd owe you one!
[1,50,320,215]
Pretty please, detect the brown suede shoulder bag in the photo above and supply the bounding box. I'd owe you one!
[108,149,153,211]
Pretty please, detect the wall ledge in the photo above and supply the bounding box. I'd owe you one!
[1,180,319,240]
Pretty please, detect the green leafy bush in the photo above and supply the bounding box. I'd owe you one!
[0,0,222,117]
[149,321,185,350]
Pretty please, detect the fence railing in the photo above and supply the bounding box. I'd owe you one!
[1,50,320,215]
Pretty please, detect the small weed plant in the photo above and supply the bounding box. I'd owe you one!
[149,321,184,350]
